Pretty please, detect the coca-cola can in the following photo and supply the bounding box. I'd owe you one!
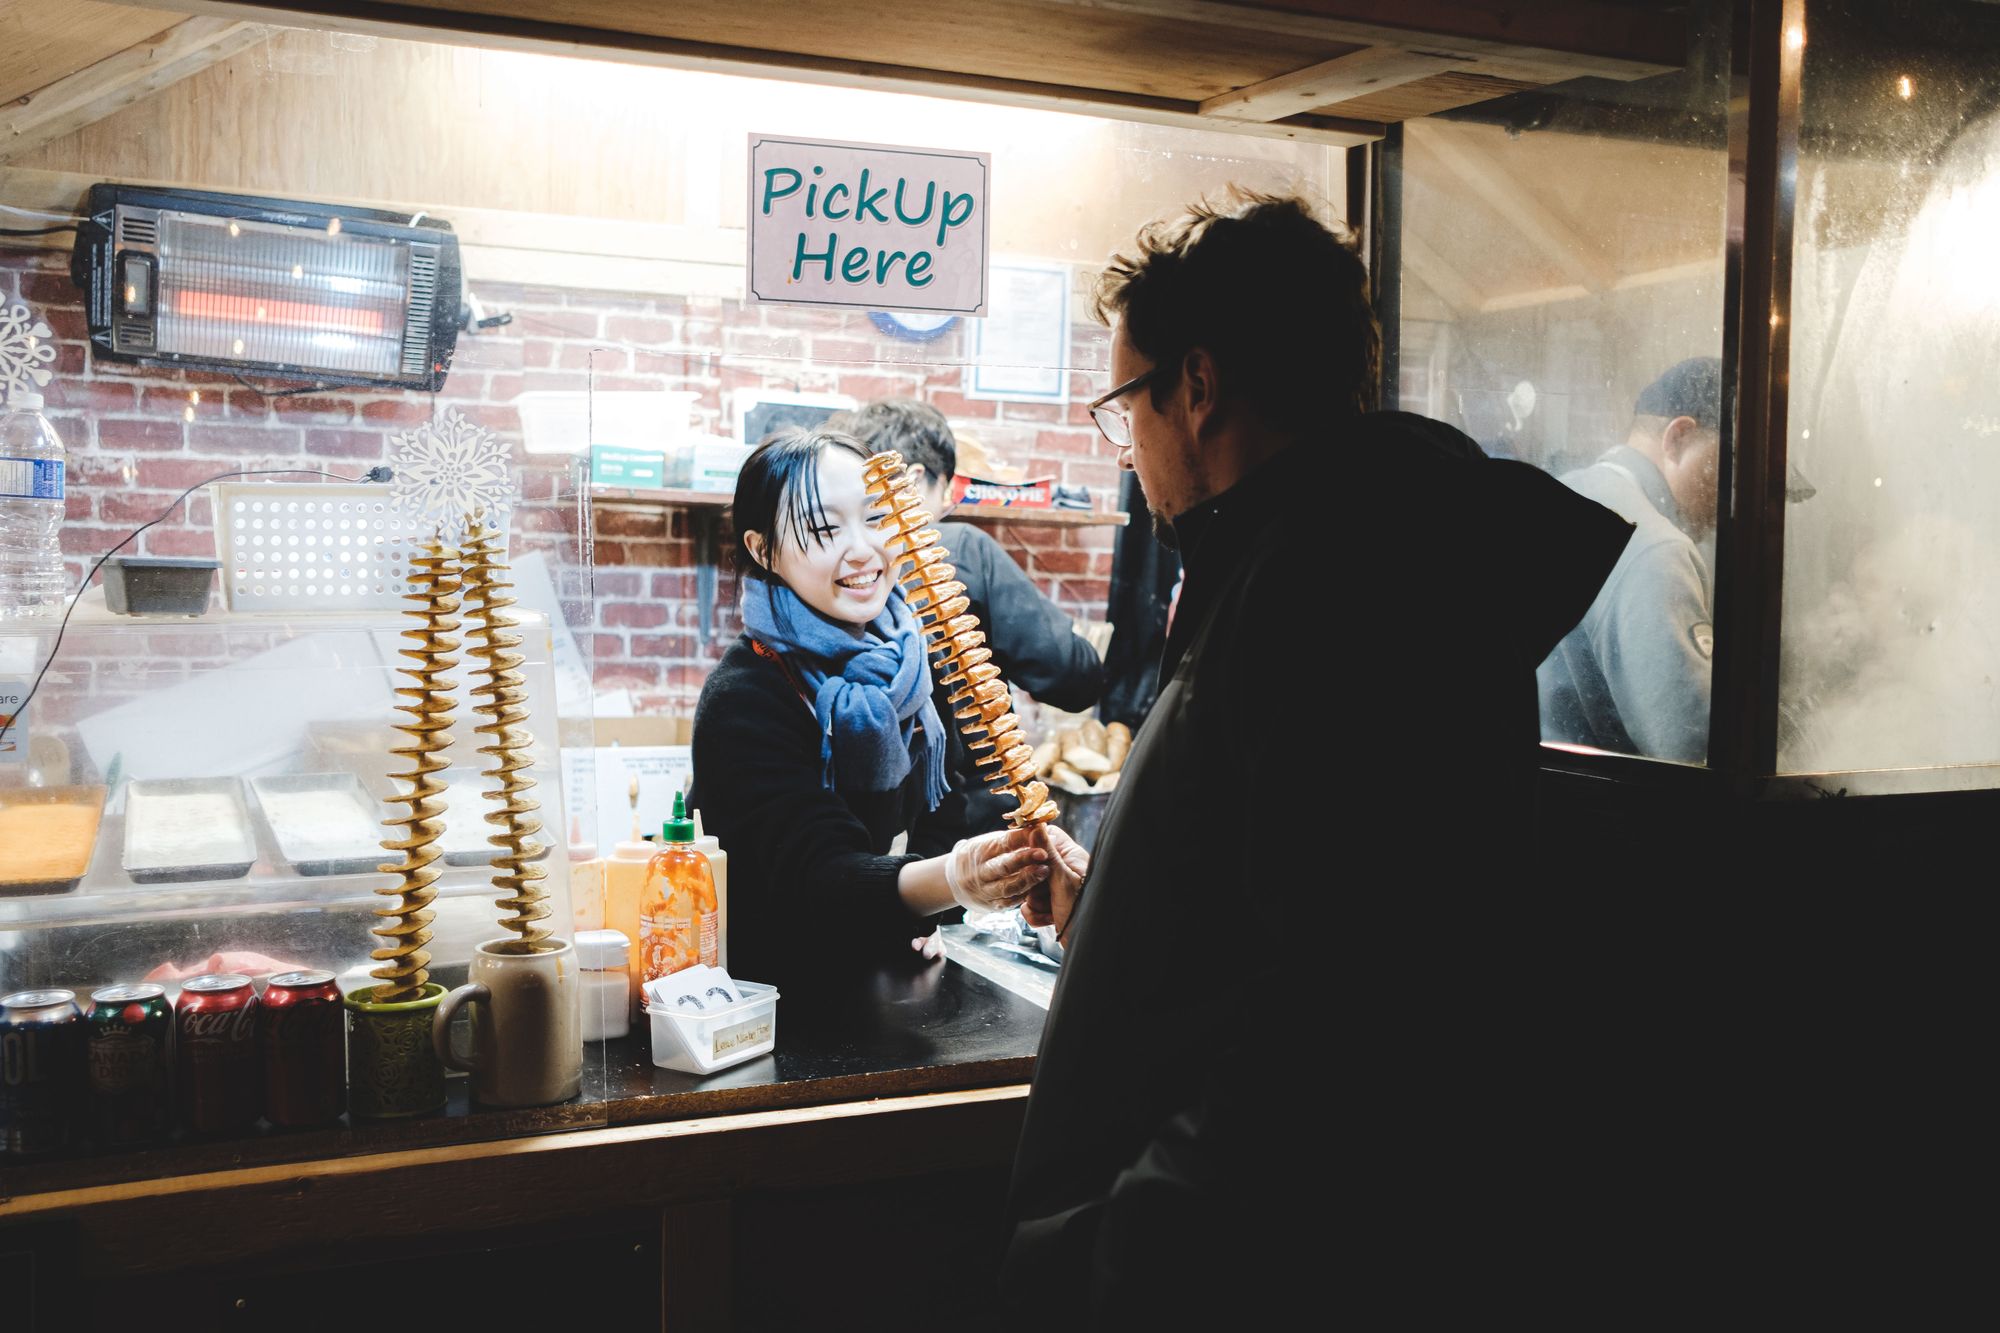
[88,983,174,1149]
[2,989,87,1157]
[261,970,345,1128]
[176,973,261,1135]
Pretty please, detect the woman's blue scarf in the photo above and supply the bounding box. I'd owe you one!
[739,577,949,811]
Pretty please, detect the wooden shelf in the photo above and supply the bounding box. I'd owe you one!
[589,486,1128,527]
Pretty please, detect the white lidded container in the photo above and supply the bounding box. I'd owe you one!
[576,928,632,1042]
[644,979,778,1075]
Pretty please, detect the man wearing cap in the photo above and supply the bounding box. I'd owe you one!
[1538,357,1723,763]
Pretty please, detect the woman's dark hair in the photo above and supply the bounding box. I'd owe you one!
[830,399,956,487]
[730,426,874,581]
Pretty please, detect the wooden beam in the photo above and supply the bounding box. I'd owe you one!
[0,17,274,164]
[1200,47,1462,121]
[1416,128,1617,293]
[125,0,1385,147]
[1046,0,1683,83]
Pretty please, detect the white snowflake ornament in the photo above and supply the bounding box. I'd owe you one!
[388,409,516,546]
[0,303,57,405]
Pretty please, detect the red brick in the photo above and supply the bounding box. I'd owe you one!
[359,398,436,426]
[138,457,241,490]
[522,370,592,395]
[605,316,680,346]
[189,421,300,455]
[1034,428,1099,459]
[99,417,184,452]
[516,506,571,533]
[514,309,600,338]
[810,337,877,363]
[590,633,627,658]
[1001,401,1068,424]
[602,601,668,628]
[594,540,632,564]
[145,528,218,559]
[594,508,671,539]
[44,379,137,412]
[39,307,88,340]
[100,492,180,524]
[595,569,643,597]
[595,664,664,690]
[451,336,525,371]
[59,524,122,556]
[837,374,919,403]
[549,344,618,374]
[247,394,353,424]
[71,456,137,488]
[48,342,86,376]
[522,339,561,369]
[304,429,388,460]
[666,664,714,689]
[650,570,695,598]
[1063,460,1121,491]
[64,493,93,521]
[682,320,722,351]
[1027,548,1091,576]
[631,633,697,658]
[484,374,524,402]
[724,329,807,359]
[17,273,77,305]
[928,391,999,418]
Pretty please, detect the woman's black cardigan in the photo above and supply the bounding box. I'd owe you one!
[687,633,968,984]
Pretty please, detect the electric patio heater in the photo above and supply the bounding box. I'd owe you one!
[71,184,462,392]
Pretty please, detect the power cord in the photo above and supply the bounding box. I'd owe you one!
[0,465,393,749]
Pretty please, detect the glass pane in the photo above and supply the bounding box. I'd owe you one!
[1780,0,2000,775]
[1392,34,1733,765]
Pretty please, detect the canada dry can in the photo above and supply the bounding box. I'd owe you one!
[261,970,345,1128]
[1,989,87,1157]
[176,973,261,1135]
[88,983,174,1149]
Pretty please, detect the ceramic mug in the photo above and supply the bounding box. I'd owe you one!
[346,982,448,1119]
[432,939,583,1108]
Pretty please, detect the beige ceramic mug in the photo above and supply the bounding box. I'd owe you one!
[432,939,583,1108]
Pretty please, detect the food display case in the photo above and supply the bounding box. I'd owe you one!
[0,597,576,992]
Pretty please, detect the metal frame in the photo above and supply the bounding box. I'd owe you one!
[1372,0,1840,800]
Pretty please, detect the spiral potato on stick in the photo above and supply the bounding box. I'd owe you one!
[861,452,1058,828]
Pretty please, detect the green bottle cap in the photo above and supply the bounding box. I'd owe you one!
[662,790,695,843]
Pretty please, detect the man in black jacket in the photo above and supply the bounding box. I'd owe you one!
[1000,192,1635,1325]
[838,399,1105,841]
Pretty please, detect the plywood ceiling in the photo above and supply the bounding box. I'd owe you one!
[0,0,186,107]
[121,0,1685,146]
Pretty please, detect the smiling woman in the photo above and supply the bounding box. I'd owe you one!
[686,428,1070,985]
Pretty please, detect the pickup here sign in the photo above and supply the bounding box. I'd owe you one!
[747,134,990,316]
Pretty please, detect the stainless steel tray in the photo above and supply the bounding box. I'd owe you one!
[123,778,256,883]
[250,773,390,878]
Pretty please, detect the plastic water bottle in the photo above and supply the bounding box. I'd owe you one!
[0,392,68,620]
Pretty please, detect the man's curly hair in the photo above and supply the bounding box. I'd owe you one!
[1092,188,1379,429]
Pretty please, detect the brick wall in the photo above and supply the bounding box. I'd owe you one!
[1,252,1121,717]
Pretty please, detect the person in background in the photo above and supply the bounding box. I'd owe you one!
[835,399,1104,838]
[686,427,1062,979]
[998,189,1634,1327]
[1537,357,1722,763]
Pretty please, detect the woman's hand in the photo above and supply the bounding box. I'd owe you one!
[1023,823,1089,936]
[910,930,946,960]
[945,826,1051,914]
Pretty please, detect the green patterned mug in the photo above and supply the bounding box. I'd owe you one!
[345,983,448,1119]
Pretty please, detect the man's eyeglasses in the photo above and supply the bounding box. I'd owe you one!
[1087,368,1161,449]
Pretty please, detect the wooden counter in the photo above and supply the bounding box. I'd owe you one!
[1,958,1044,1330]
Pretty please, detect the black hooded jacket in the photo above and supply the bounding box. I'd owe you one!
[999,413,1634,1325]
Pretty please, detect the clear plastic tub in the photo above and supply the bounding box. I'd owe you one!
[644,979,778,1075]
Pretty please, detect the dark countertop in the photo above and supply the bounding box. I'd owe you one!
[3,956,1046,1200]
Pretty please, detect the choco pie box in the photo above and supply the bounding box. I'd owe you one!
[949,475,1056,509]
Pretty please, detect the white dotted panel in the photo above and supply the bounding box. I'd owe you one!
[213,484,423,612]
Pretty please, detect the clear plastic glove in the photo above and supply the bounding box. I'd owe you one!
[945,826,1051,914]
[910,929,946,961]
[1022,823,1089,936]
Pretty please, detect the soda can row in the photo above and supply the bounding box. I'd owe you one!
[1,969,347,1157]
